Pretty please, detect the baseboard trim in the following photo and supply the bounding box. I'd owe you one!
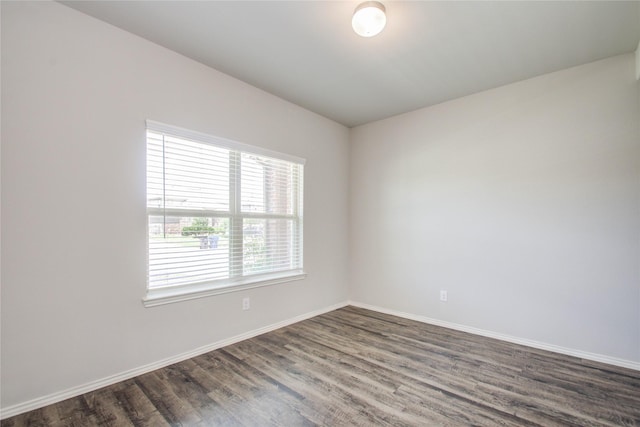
[349,300,640,372]
[0,301,350,420]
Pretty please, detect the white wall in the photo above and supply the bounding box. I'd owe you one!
[350,53,640,364]
[1,1,349,410]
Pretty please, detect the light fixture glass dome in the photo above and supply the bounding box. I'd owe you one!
[352,1,386,37]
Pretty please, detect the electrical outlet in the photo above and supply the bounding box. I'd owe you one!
[242,297,250,310]
[440,290,448,302]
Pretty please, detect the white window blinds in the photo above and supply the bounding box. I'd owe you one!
[146,121,304,298]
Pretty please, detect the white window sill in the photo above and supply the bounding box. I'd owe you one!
[143,271,306,308]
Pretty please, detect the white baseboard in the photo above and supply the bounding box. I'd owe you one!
[4,300,637,419]
[0,301,350,420]
[349,300,640,372]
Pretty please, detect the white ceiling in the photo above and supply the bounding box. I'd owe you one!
[60,1,640,128]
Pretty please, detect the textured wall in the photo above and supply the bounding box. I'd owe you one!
[350,54,640,363]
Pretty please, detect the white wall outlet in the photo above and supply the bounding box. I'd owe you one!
[440,290,448,302]
[242,297,250,310]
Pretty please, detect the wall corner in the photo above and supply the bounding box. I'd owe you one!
[635,40,640,80]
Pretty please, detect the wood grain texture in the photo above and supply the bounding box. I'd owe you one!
[3,306,639,426]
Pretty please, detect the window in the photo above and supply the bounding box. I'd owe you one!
[144,121,305,306]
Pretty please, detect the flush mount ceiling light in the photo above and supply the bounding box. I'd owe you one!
[352,1,386,37]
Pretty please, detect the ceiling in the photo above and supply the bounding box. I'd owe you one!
[60,1,640,128]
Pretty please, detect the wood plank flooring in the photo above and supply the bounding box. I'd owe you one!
[3,306,640,426]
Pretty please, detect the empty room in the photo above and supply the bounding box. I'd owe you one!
[2,1,639,425]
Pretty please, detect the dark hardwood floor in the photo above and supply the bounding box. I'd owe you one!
[3,306,640,426]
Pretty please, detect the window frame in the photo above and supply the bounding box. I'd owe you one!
[143,120,306,307]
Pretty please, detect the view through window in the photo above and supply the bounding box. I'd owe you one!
[146,122,304,297]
